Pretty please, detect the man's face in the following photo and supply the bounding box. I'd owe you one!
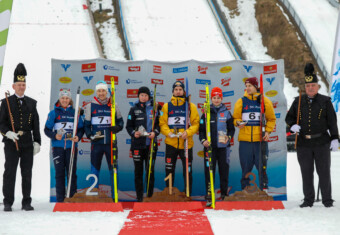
[245,83,257,95]
[139,93,149,103]
[96,89,108,100]
[305,83,319,97]
[12,82,26,96]
[173,87,184,97]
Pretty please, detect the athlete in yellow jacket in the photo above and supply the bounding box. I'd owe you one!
[233,77,276,190]
[159,81,199,195]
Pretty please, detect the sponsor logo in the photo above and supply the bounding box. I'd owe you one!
[126,139,131,144]
[243,65,253,73]
[59,77,72,84]
[129,151,132,158]
[197,151,204,158]
[103,65,119,71]
[82,100,91,108]
[264,64,277,74]
[242,77,248,83]
[126,78,142,84]
[223,102,231,110]
[272,101,278,108]
[196,79,211,85]
[275,113,281,118]
[230,137,234,146]
[268,136,279,142]
[151,78,164,85]
[78,149,91,156]
[128,66,141,72]
[81,63,96,72]
[220,113,224,117]
[127,89,139,98]
[220,66,232,73]
[153,65,162,74]
[157,151,165,157]
[83,76,93,84]
[266,77,275,85]
[334,66,340,76]
[221,78,231,87]
[166,158,171,163]
[81,89,94,96]
[199,90,206,98]
[158,101,164,107]
[81,137,91,143]
[198,66,208,74]
[269,149,281,154]
[273,125,277,133]
[265,90,278,97]
[173,67,188,73]
[176,78,185,83]
[222,91,234,97]
[134,150,139,155]
[61,64,71,72]
[197,103,204,109]
[104,75,119,85]
[157,138,163,146]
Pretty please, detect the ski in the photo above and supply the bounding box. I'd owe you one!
[66,86,80,198]
[146,84,157,196]
[259,74,268,191]
[111,77,118,202]
[205,84,215,208]
[185,77,190,197]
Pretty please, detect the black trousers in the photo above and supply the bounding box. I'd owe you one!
[132,147,156,199]
[3,144,33,206]
[204,147,229,198]
[297,144,332,204]
[165,144,193,195]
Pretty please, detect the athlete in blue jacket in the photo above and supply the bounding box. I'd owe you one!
[45,89,84,202]
[199,87,235,203]
[84,81,124,198]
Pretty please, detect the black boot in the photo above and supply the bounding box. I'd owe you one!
[4,204,12,212]
[22,204,34,211]
[323,200,334,208]
[299,201,313,208]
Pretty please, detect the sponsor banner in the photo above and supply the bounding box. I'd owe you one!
[264,64,277,74]
[50,59,287,200]
[331,11,340,112]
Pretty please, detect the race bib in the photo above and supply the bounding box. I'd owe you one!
[168,116,185,126]
[54,122,74,131]
[91,116,111,125]
[242,112,261,122]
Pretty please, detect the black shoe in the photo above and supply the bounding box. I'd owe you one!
[299,201,313,208]
[324,200,334,208]
[21,204,34,211]
[4,205,12,212]
[137,197,143,202]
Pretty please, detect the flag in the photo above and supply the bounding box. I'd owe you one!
[0,0,13,84]
[331,8,340,112]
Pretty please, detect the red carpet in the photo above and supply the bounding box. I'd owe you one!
[119,202,214,235]
[53,202,124,212]
[215,201,285,210]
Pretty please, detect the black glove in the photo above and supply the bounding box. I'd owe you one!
[256,94,262,104]
[110,125,122,134]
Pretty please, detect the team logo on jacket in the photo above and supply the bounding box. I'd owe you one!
[92,109,97,114]
[198,66,208,74]
[57,115,61,120]
[104,75,118,85]
[81,63,96,73]
[134,150,139,155]
[220,113,224,117]
[153,65,162,74]
[220,66,232,73]
[59,77,72,84]
[151,79,163,85]
[264,64,277,74]
[128,66,141,72]
[221,78,231,86]
[166,158,171,163]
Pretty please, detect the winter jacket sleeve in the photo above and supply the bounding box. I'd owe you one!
[186,102,199,137]
[285,97,298,128]
[233,98,243,126]
[199,113,206,143]
[264,97,276,133]
[44,110,57,140]
[84,103,92,138]
[159,102,171,137]
[126,107,136,137]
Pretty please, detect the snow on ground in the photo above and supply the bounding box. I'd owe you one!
[0,0,340,234]
[120,0,235,61]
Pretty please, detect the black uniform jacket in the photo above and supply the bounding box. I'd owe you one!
[285,93,339,147]
[0,95,41,148]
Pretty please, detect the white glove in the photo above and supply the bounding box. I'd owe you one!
[5,131,19,142]
[330,139,339,151]
[33,142,40,156]
[290,124,301,134]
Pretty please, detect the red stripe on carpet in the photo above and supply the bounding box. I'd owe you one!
[53,202,124,212]
[215,201,285,210]
[119,202,214,235]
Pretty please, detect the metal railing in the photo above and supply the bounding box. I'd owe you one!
[277,0,331,84]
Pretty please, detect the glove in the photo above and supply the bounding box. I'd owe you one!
[90,135,100,142]
[5,131,19,142]
[33,142,40,156]
[110,126,122,134]
[290,124,301,134]
[330,139,339,151]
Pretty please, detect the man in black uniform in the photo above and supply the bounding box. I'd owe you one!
[286,63,339,208]
[0,63,41,211]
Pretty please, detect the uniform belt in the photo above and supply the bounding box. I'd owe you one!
[301,133,323,139]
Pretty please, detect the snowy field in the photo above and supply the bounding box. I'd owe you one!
[0,0,339,234]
